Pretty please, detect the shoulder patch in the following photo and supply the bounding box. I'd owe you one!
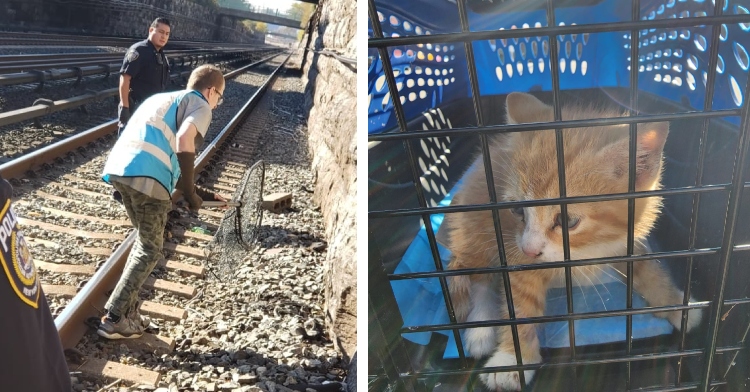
[126,49,140,62]
[0,200,39,308]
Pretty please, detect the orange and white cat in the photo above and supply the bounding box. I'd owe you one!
[443,92,702,391]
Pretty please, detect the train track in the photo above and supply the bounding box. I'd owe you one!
[0,47,281,88]
[0,48,285,167]
[0,31,262,49]
[1,50,303,388]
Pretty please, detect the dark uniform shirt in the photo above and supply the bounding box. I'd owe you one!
[120,39,170,107]
[0,174,71,391]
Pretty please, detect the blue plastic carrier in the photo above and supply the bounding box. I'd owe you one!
[369,0,750,134]
[369,0,750,390]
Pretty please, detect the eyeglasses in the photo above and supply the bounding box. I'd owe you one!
[214,87,224,106]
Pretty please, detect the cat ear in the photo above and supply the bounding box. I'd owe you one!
[603,122,670,188]
[505,92,553,124]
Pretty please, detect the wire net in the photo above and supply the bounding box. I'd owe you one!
[204,160,265,281]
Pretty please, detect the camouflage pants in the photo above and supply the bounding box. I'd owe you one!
[106,181,171,318]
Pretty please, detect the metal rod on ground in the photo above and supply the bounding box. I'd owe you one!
[203,201,242,207]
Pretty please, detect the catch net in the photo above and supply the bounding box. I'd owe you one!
[204,159,265,281]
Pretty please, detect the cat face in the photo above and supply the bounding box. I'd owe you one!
[498,92,669,262]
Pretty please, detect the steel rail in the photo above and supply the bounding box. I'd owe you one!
[0,49,280,87]
[0,120,117,179]
[0,51,282,128]
[0,48,242,63]
[53,52,290,349]
[0,48,255,74]
[0,31,266,49]
[0,88,120,127]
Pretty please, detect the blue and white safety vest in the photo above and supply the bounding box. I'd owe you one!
[101,90,206,193]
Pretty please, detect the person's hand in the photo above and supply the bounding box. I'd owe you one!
[195,186,229,209]
[184,191,203,213]
[118,105,131,126]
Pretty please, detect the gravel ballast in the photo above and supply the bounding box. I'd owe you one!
[62,51,349,391]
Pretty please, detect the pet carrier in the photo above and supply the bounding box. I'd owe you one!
[368,0,750,391]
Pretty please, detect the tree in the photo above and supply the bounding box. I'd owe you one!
[290,2,315,28]
[252,21,268,34]
[241,20,255,33]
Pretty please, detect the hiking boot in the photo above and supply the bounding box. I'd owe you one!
[97,314,144,340]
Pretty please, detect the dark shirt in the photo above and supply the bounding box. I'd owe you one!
[0,174,71,391]
[120,39,170,105]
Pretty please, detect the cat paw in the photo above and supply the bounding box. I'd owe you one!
[666,293,703,333]
[465,326,496,358]
[479,351,536,391]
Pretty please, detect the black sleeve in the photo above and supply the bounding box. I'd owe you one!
[120,46,147,77]
[0,173,9,203]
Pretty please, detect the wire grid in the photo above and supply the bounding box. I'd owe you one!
[205,160,265,281]
[367,0,750,391]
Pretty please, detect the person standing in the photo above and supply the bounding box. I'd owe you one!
[98,64,226,339]
[117,17,172,135]
[113,17,172,202]
[0,173,72,390]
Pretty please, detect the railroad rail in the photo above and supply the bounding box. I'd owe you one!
[0,47,282,87]
[0,51,293,387]
[0,51,284,128]
[0,31,263,49]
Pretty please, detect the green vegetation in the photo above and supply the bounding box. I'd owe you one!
[251,21,268,34]
[289,2,315,26]
[290,2,315,40]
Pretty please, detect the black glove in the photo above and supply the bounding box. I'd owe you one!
[195,185,217,201]
[118,105,131,126]
[176,152,201,212]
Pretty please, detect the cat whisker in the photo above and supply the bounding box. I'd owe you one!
[572,274,589,310]
[586,268,614,299]
[591,264,627,281]
[577,269,608,311]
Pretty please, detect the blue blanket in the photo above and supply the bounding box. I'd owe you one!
[390,185,673,358]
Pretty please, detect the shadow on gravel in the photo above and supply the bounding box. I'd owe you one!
[161,345,344,391]
[74,323,344,392]
[256,224,326,250]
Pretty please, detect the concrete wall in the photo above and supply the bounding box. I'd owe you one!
[300,0,357,361]
[0,0,259,44]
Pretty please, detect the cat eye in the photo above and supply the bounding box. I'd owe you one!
[510,206,524,218]
[555,213,580,229]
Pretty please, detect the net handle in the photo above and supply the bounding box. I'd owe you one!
[203,201,242,208]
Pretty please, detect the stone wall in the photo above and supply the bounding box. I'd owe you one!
[300,0,357,361]
[0,0,259,44]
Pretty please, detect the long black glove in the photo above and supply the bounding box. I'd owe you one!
[176,152,203,212]
[118,105,131,126]
[195,185,217,201]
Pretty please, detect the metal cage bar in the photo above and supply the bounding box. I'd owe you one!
[368,14,750,47]
[454,0,527,387]
[676,0,728,387]
[394,345,744,379]
[368,1,471,385]
[625,1,643,388]
[543,4,579,385]
[370,183,733,219]
[698,40,750,392]
[367,110,742,142]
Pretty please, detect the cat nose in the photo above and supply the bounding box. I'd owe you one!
[522,247,542,258]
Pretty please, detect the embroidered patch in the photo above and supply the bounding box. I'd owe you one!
[126,49,140,62]
[0,200,39,308]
